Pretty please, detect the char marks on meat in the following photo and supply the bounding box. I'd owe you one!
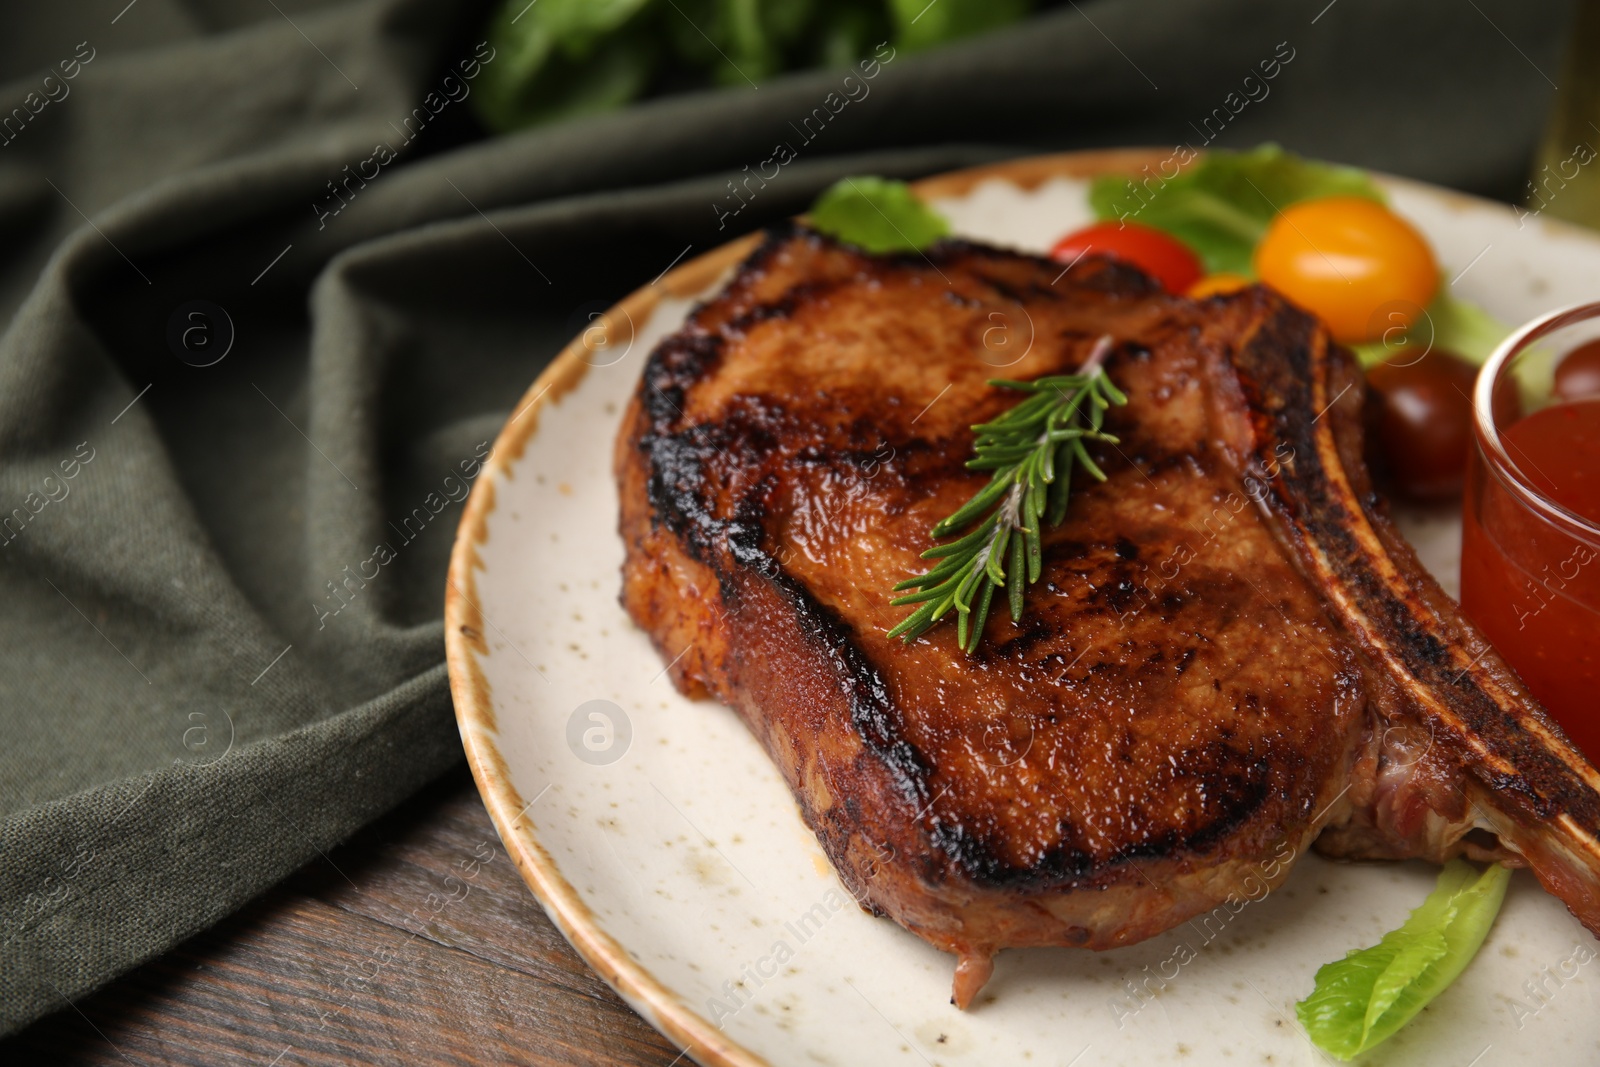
[615,225,1600,1006]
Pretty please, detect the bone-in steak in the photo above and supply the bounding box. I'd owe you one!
[615,226,1600,1006]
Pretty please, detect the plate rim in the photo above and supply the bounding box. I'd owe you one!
[442,147,1563,1066]
[443,224,769,1067]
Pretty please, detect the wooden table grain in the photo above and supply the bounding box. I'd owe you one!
[6,767,685,1066]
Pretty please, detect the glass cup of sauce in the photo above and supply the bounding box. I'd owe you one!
[1461,301,1600,757]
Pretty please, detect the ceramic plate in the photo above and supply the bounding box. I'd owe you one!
[445,151,1600,1067]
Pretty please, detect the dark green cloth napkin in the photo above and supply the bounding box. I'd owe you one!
[0,0,1571,1035]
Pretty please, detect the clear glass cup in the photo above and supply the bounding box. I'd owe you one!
[1461,300,1600,756]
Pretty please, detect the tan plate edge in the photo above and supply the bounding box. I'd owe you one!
[443,148,1171,1067]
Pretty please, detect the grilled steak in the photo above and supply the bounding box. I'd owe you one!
[616,225,1600,1006]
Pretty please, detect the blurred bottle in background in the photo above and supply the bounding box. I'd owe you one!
[1527,0,1600,229]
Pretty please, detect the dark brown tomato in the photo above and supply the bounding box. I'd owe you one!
[1555,339,1600,402]
[1365,349,1489,500]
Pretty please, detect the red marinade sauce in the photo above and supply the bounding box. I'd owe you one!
[1462,398,1600,758]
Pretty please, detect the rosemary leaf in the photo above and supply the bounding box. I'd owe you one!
[888,335,1128,653]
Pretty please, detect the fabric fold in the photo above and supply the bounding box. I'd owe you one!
[0,0,1570,1035]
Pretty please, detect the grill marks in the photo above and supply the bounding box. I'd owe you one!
[620,225,1600,1004]
[1227,300,1600,829]
[626,226,1356,890]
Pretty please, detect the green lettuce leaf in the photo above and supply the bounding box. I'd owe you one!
[1087,144,1383,275]
[1297,860,1511,1061]
[1351,284,1512,368]
[808,176,949,253]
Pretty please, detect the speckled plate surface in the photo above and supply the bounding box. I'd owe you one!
[445,151,1600,1067]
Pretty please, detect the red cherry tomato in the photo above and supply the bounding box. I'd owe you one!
[1555,339,1600,402]
[1365,349,1511,500]
[1050,221,1202,294]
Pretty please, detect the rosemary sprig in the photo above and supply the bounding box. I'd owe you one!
[886,335,1127,653]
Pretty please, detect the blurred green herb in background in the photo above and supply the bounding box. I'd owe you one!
[474,0,1039,133]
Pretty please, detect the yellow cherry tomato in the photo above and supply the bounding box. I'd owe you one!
[1186,272,1252,298]
[1253,196,1438,344]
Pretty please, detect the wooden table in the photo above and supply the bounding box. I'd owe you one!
[6,767,685,1066]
